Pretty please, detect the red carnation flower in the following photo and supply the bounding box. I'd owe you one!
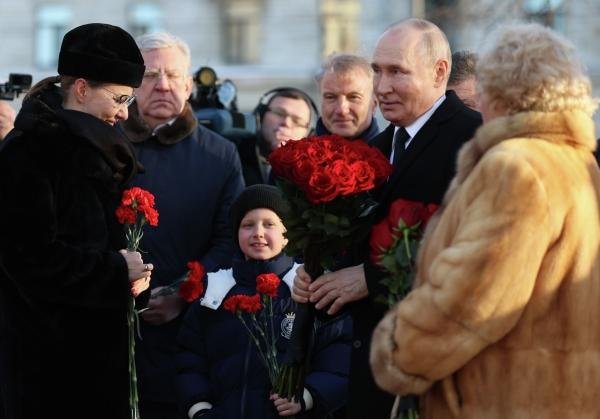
[223,294,243,313]
[223,293,262,314]
[116,187,160,228]
[256,273,281,298]
[150,260,206,303]
[115,206,137,225]
[178,261,206,303]
[239,294,262,313]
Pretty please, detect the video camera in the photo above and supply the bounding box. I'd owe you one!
[1,73,32,101]
[189,66,256,138]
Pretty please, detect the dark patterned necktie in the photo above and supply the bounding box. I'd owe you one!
[392,127,410,167]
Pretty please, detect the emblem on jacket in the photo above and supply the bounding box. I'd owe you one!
[280,312,295,340]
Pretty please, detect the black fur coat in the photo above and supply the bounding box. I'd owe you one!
[0,83,145,419]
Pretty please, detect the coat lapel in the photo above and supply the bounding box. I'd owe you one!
[378,92,462,203]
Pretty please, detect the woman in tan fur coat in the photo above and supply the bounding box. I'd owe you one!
[370,23,600,419]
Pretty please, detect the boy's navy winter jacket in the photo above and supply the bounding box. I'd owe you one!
[176,253,352,418]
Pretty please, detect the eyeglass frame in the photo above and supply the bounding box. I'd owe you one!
[100,86,136,107]
[266,106,310,129]
[142,68,186,85]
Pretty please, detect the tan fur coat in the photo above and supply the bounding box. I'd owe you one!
[370,110,600,419]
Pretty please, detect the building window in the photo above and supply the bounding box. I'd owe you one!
[523,0,565,30]
[35,4,72,70]
[320,0,360,58]
[424,0,459,46]
[222,0,262,64]
[128,3,163,37]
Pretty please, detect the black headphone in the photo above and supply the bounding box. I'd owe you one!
[253,86,319,137]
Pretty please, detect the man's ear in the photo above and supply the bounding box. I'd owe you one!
[370,94,378,115]
[433,59,449,88]
[184,74,194,99]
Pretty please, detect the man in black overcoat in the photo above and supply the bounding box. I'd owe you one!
[292,18,482,418]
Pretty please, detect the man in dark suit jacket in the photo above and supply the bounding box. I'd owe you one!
[292,18,481,418]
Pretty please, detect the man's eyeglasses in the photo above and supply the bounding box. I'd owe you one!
[100,86,136,107]
[143,69,184,85]
[267,107,309,129]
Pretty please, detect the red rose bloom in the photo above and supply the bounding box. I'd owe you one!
[306,171,339,204]
[421,203,440,230]
[388,199,436,229]
[305,142,330,166]
[256,273,281,298]
[290,158,316,187]
[269,141,304,179]
[330,160,357,195]
[350,160,376,192]
[369,219,394,264]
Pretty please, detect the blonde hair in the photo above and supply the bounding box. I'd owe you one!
[135,31,192,73]
[477,22,598,116]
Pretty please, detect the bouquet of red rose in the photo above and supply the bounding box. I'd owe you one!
[115,187,159,419]
[150,260,206,303]
[370,198,439,308]
[268,134,393,400]
[223,273,282,387]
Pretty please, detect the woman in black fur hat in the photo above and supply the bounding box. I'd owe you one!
[0,23,152,419]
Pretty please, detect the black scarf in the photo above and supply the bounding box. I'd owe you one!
[232,251,294,289]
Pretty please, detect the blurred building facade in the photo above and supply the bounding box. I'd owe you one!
[1,0,598,130]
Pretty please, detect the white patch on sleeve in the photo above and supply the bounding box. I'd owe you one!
[200,269,235,310]
[281,263,301,290]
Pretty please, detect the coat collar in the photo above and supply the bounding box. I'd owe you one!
[14,84,140,185]
[120,102,198,145]
[376,90,467,200]
[315,116,380,142]
[453,110,596,186]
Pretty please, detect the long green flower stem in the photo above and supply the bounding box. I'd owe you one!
[236,312,280,385]
[402,409,419,419]
[127,297,140,419]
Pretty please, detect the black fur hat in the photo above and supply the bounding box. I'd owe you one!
[58,23,145,87]
[230,185,290,240]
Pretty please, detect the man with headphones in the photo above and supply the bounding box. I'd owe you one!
[237,87,317,185]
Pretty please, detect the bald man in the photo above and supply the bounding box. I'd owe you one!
[292,18,481,418]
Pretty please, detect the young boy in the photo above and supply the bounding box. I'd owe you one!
[176,184,352,418]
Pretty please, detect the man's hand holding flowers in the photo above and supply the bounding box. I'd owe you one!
[141,290,186,325]
[142,260,205,324]
[292,264,368,315]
